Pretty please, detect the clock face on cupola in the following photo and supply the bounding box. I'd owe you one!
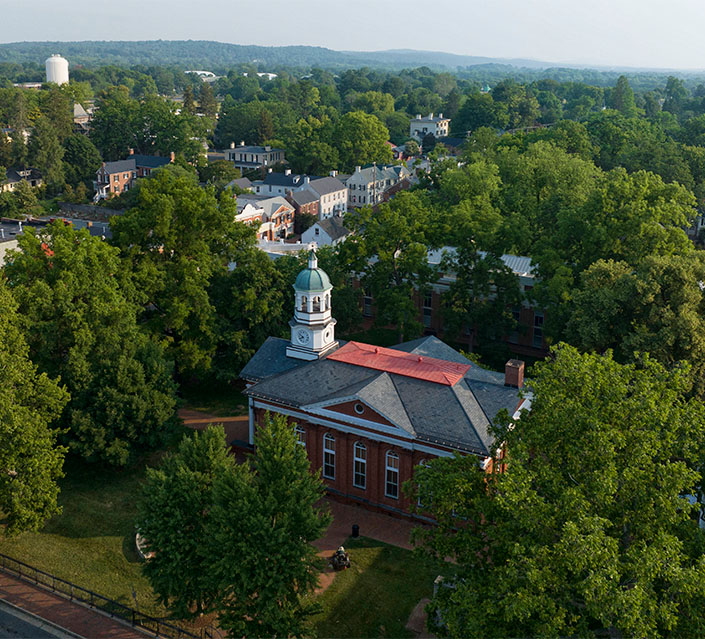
[286,248,338,361]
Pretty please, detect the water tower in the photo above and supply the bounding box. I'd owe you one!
[45,54,69,85]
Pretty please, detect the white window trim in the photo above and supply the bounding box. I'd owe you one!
[385,451,399,499]
[353,442,366,489]
[295,425,306,447]
[323,433,336,479]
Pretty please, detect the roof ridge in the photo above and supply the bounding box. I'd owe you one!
[387,373,416,435]
[451,379,491,453]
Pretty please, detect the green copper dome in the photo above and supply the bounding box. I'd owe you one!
[294,249,332,292]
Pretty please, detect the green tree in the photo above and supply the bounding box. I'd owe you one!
[198,82,217,119]
[198,159,241,192]
[4,223,178,465]
[440,247,522,355]
[412,345,705,638]
[138,425,235,617]
[0,279,69,536]
[610,75,637,117]
[62,133,102,187]
[28,116,65,190]
[344,191,435,342]
[89,86,139,161]
[181,86,196,115]
[281,115,339,175]
[209,241,287,382]
[404,139,420,156]
[40,85,73,141]
[210,413,331,637]
[567,254,705,398]
[110,170,241,377]
[11,180,43,218]
[333,111,392,172]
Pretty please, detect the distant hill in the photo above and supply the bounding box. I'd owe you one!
[1,40,701,83]
[0,40,594,72]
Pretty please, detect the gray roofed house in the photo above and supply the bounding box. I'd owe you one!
[2,167,43,192]
[301,216,351,247]
[288,190,318,206]
[302,175,348,219]
[225,177,253,192]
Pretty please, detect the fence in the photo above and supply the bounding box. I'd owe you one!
[0,552,217,639]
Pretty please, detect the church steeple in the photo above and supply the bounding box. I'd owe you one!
[286,248,338,361]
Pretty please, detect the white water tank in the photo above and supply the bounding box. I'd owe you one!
[45,54,69,85]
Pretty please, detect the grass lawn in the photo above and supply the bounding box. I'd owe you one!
[179,379,249,417]
[311,537,447,638]
[0,455,167,618]
[1,451,446,636]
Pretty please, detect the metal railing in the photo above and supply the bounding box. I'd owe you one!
[0,552,217,639]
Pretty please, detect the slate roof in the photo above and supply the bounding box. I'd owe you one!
[288,190,318,206]
[132,154,171,169]
[258,196,294,218]
[230,177,253,190]
[102,159,136,174]
[315,217,350,241]
[307,176,347,196]
[242,335,523,455]
[6,167,42,183]
[262,172,305,187]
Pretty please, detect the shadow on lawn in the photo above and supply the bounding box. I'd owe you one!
[312,536,440,639]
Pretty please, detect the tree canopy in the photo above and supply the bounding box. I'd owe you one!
[412,345,705,638]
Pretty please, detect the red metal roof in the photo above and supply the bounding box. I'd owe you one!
[327,341,471,386]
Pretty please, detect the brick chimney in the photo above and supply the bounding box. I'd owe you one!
[505,359,525,388]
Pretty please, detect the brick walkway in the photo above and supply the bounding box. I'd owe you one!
[0,572,148,639]
[179,409,250,446]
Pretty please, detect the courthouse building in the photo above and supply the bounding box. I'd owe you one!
[240,251,529,518]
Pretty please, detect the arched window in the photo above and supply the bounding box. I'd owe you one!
[353,442,366,489]
[312,296,321,312]
[294,426,306,448]
[300,295,307,311]
[385,451,399,499]
[323,434,335,479]
[325,293,330,310]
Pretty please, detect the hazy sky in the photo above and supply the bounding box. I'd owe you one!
[2,0,705,69]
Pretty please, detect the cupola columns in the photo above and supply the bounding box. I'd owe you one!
[286,248,338,361]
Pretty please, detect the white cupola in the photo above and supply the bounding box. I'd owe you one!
[286,249,338,361]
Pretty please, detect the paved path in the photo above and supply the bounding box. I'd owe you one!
[179,409,250,445]
[0,573,148,639]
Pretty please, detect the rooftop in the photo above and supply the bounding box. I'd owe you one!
[327,341,470,386]
[307,176,347,195]
[241,335,525,455]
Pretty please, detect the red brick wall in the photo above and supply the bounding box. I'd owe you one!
[252,406,448,517]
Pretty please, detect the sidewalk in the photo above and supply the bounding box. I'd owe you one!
[179,409,250,446]
[0,572,148,639]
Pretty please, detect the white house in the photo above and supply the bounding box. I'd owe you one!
[344,164,411,209]
[301,217,352,247]
[409,113,450,141]
[302,175,348,219]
